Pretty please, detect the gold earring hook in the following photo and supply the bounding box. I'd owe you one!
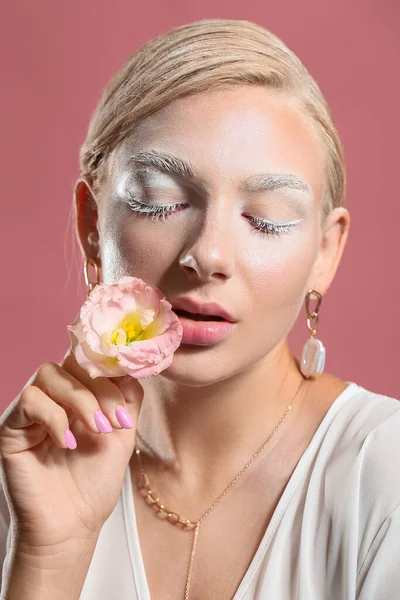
[305,289,322,337]
[84,257,100,297]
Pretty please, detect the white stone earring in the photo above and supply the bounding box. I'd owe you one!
[300,289,326,378]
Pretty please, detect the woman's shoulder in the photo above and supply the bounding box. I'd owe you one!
[307,381,400,596]
[331,378,399,424]
[328,380,400,451]
[347,382,400,505]
[319,380,400,525]
[311,378,400,468]
[323,380,400,472]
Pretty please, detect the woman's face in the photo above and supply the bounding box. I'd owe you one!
[87,85,346,385]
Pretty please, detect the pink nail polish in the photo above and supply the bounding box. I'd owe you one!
[116,405,134,429]
[64,429,77,449]
[94,410,113,433]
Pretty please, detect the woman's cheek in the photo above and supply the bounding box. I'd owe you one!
[248,234,317,314]
[102,217,182,285]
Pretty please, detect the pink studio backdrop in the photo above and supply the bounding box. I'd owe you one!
[1,1,399,409]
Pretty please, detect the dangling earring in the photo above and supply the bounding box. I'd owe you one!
[83,257,101,297]
[300,289,326,378]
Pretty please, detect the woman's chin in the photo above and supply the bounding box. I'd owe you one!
[156,345,231,387]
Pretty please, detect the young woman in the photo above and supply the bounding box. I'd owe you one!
[0,18,399,600]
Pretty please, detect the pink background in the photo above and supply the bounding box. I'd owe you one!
[1,1,399,409]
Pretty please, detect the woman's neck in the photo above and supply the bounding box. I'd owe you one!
[134,339,308,495]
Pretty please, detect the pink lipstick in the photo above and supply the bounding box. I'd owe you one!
[169,297,237,345]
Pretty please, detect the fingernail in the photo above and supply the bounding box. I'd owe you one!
[64,429,77,449]
[94,410,113,433]
[116,405,134,429]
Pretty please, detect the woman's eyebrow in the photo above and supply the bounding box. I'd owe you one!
[127,150,311,196]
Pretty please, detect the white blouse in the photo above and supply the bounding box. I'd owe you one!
[1,381,400,599]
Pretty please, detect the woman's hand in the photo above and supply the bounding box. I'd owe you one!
[0,348,144,556]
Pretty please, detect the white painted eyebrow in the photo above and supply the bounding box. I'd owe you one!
[127,150,312,196]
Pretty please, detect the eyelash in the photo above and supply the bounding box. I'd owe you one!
[125,192,300,238]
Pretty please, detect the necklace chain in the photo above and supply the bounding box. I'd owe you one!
[134,375,309,599]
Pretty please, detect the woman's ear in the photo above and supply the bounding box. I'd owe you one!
[74,177,101,263]
[309,207,351,295]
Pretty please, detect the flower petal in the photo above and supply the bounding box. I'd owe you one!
[67,275,183,380]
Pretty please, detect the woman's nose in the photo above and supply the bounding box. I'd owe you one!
[178,204,235,283]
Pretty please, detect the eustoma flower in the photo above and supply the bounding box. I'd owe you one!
[67,276,183,379]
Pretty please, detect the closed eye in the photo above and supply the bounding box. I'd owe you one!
[245,215,302,237]
[125,192,302,237]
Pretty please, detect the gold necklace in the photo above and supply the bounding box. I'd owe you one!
[134,375,308,600]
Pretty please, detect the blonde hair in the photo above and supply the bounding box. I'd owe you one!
[79,18,346,221]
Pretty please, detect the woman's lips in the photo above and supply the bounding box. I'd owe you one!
[170,297,237,323]
[174,312,236,345]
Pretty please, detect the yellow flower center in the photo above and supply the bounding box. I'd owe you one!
[109,312,158,346]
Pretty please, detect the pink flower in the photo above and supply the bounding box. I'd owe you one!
[67,276,183,379]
